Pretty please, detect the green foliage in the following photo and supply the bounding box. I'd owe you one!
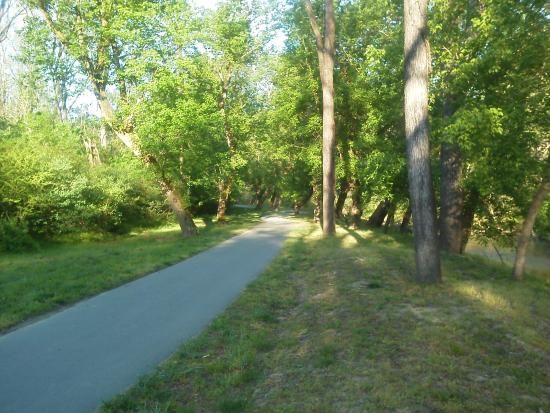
[0,113,164,239]
[0,219,38,253]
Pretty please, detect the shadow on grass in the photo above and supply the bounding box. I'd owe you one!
[102,220,549,413]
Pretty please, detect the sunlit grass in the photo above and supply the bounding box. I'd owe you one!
[102,220,549,412]
[0,210,262,332]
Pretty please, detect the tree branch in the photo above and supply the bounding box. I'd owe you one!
[303,0,323,53]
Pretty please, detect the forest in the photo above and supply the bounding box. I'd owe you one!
[0,0,549,411]
[0,0,548,280]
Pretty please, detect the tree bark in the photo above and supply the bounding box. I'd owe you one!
[404,0,441,282]
[159,177,198,237]
[255,186,267,210]
[304,0,336,236]
[460,188,479,253]
[349,179,362,230]
[335,178,349,218]
[384,203,396,233]
[216,178,232,223]
[400,205,412,233]
[368,199,391,227]
[439,142,464,253]
[513,177,550,279]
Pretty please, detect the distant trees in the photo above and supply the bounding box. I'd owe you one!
[1,0,547,281]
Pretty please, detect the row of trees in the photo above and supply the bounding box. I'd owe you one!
[292,0,548,281]
[0,0,548,280]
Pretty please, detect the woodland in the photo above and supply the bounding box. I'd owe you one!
[0,0,549,411]
[0,0,548,280]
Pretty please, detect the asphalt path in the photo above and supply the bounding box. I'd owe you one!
[0,215,296,413]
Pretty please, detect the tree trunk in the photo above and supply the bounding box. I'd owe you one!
[216,178,232,223]
[83,137,102,166]
[460,188,479,253]
[404,0,441,282]
[368,199,391,227]
[400,205,412,233]
[312,184,321,223]
[384,203,396,233]
[304,0,336,236]
[513,177,550,279]
[255,187,267,210]
[159,178,198,237]
[349,179,362,230]
[335,178,349,218]
[439,142,463,253]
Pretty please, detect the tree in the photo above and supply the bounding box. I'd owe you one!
[198,0,259,222]
[29,0,198,236]
[18,17,85,122]
[304,0,336,236]
[513,170,549,279]
[403,0,441,282]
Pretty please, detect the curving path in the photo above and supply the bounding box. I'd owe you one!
[0,215,297,413]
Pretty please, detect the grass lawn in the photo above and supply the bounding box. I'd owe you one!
[103,219,549,413]
[0,210,262,332]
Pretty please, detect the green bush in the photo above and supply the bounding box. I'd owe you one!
[0,114,166,239]
[0,219,38,253]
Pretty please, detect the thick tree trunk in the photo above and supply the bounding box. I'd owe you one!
[304,0,336,236]
[439,142,464,253]
[404,0,441,282]
[216,178,232,223]
[269,191,278,209]
[513,177,549,279]
[368,199,391,227]
[349,179,362,230]
[400,205,412,233]
[460,188,479,253]
[335,178,349,218]
[255,187,267,210]
[159,178,198,237]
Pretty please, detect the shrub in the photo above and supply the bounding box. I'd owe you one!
[0,219,38,253]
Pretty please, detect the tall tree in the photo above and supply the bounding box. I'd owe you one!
[403,0,441,282]
[304,0,336,236]
[29,0,198,236]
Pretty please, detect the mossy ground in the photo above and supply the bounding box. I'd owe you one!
[102,219,549,413]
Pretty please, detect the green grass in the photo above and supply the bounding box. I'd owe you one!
[0,210,261,332]
[102,220,549,413]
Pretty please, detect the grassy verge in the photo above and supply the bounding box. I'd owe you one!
[103,220,549,413]
[0,210,262,332]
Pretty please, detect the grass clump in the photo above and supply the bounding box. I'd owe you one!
[99,220,549,412]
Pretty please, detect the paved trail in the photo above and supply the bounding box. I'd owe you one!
[0,215,296,413]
